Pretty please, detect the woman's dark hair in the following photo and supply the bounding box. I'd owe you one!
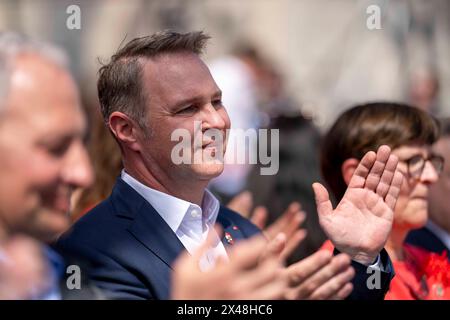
[321,102,440,201]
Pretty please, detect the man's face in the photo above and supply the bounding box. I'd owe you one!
[137,52,230,183]
[428,137,450,232]
[0,54,93,242]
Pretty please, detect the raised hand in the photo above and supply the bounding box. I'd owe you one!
[226,191,268,229]
[313,145,403,265]
[263,202,307,262]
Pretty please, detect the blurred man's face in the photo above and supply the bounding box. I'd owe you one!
[428,137,450,232]
[137,52,230,183]
[0,54,93,242]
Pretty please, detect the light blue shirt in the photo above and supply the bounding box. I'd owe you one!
[37,246,64,300]
[0,244,63,300]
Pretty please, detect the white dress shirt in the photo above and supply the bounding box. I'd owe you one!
[426,220,450,251]
[121,170,228,270]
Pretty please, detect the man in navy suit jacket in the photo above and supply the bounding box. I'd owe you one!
[56,30,398,300]
[57,177,262,299]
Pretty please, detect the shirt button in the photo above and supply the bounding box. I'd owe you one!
[191,209,200,218]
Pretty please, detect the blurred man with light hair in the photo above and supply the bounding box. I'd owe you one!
[0,32,96,299]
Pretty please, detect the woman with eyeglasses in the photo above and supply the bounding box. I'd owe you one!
[319,102,449,299]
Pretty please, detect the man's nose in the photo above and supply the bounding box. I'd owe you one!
[201,104,228,131]
[62,141,94,189]
[420,160,439,184]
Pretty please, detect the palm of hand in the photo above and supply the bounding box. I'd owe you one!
[321,188,394,259]
[314,146,403,264]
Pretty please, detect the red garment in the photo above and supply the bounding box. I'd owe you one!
[72,203,96,222]
[320,240,450,300]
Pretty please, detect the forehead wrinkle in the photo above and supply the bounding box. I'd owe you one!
[143,52,219,108]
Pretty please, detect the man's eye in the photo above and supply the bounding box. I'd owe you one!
[212,99,223,108]
[177,105,196,114]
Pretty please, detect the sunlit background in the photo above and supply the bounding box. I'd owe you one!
[1,0,449,129]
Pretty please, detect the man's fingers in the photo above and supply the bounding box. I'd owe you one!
[348,151,377,189]
[307,266,355,300]
[249,280,287,300]
[247,270,287,300]
[232,258,282,297]
[283,210,306,238]
[260,233,287,261]
[190,225,223,263]
[279,229,307,262]
[267,209,305,243]
[290,253,351,299]
[375,154,398,198]
[265,202,300,239]
[313,183,333,217]
[227,191,253,218]
[385,170,403,210]
[330,282,353,300]
[251,206,268,229]
[286,250,332,286]
[228,234,268,270]
[364,146,390,191]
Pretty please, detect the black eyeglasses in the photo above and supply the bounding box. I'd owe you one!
[401,154,444,180]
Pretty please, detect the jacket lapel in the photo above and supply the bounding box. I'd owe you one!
[217,206,247,248]
[111,178,186,269]
[111,180,248,264]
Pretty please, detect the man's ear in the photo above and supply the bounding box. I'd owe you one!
[109,111,141,152]
[341,158,360,186]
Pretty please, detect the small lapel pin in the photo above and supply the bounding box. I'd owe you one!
[224,232,234,245]
[232,225,239,231]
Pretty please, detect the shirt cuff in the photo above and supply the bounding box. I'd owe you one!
[365,254,382,271]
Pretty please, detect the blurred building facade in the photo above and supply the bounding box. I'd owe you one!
[1,0,449,129]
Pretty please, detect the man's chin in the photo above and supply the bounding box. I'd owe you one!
[191,163,224,180]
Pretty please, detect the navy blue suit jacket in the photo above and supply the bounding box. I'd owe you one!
[55,178,393,300]
[56,178,259,300]
[406,227,450,259]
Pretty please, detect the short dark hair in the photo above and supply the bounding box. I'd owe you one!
[321,102,440,201]
[97,30,210,130]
